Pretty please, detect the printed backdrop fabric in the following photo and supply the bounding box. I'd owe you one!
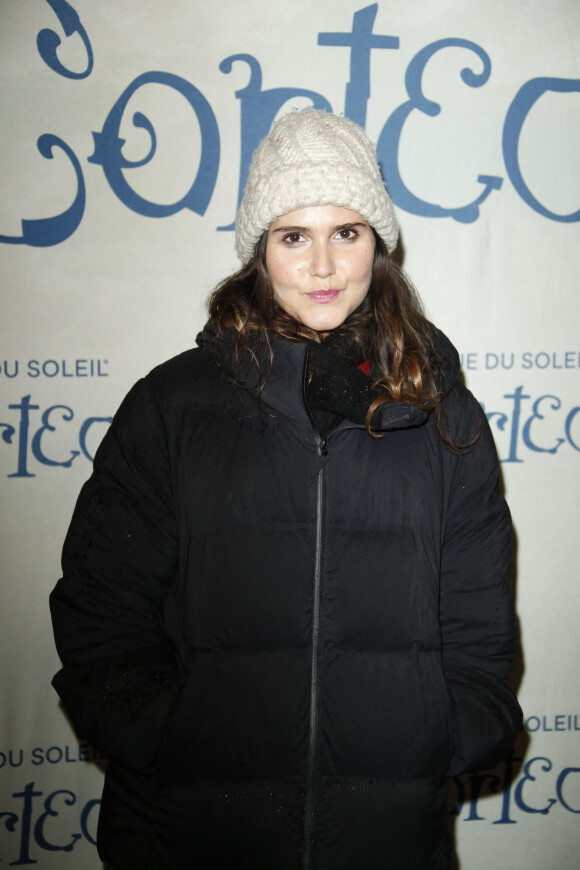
[1,1,579,866]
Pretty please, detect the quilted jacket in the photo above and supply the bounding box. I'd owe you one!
[50,328,521,869]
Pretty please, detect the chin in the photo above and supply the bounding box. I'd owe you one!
[302,312,349,333]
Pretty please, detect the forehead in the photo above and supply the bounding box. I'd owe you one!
[269,204,367,230]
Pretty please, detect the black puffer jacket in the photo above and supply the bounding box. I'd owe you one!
[50,328,521,870]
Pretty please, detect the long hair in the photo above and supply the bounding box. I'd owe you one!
[208,232,475,450]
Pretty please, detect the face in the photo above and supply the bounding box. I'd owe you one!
[265,205,375,334]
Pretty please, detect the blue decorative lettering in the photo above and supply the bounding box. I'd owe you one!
[88,72,219,218]
[565,406,580,451]
[31,406,80,468]
[0,135,85,247]
[34,790,81,852]
[1,8,578,247]
[484,385,530,463]
[521,395,565,454]
[493,752,518,825]
[556,767,580,813]
[503,77,580,221]
[0,809,18,837]
[376,38,502,221]
[513,757,557,815]
[37,0,93,80]
[11,782,42,866]
[0,422,16,448]
[0,783,102,863]
[462,772,501,821]
[1,397,110,476]
[7,396,39,479]
[318,4,399,129]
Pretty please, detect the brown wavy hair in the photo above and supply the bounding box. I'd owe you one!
[208,231,475,450]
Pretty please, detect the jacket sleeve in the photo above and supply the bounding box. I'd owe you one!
[49,376,185,775]
[439,384,522,777]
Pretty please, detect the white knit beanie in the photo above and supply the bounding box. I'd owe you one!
[235,108,399,263]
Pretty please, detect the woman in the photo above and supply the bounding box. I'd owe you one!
[50,109,521,869]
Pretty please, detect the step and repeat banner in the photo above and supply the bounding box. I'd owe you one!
[1,1,579,866]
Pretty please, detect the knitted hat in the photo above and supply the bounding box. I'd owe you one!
[235,108,399,263]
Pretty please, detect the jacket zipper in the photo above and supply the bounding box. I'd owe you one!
[302,438,326,870]
[301,346,328,870]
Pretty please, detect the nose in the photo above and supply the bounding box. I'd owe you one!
[309,241,335,279]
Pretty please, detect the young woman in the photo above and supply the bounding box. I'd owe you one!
[50,109,521,869]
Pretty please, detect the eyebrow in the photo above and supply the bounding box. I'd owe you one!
[271,221,368,235]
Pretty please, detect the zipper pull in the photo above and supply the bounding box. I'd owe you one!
[319,439,328,457]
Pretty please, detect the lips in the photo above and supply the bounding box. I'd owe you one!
[307,289,341,303]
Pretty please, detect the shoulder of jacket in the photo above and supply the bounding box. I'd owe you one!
[440,381,503,474]
[105,347,233,448]
[441,380,488,444]
[445,380,481,414]
[141,346,235,411]
[146,347,203,383]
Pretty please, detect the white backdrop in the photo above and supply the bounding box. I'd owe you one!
[1,1,579,867]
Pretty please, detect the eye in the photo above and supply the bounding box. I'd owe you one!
[336,226,358,241]
[282,232,305,246]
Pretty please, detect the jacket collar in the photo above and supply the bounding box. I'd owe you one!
[197,326,457,435]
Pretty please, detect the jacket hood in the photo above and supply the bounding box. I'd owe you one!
[196,323,460,434]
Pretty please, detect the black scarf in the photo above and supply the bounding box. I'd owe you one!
[303,333,380,438]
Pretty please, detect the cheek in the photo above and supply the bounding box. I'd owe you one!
[265,249,282,284]
[350,251,374,287]
[268,256,303,293]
